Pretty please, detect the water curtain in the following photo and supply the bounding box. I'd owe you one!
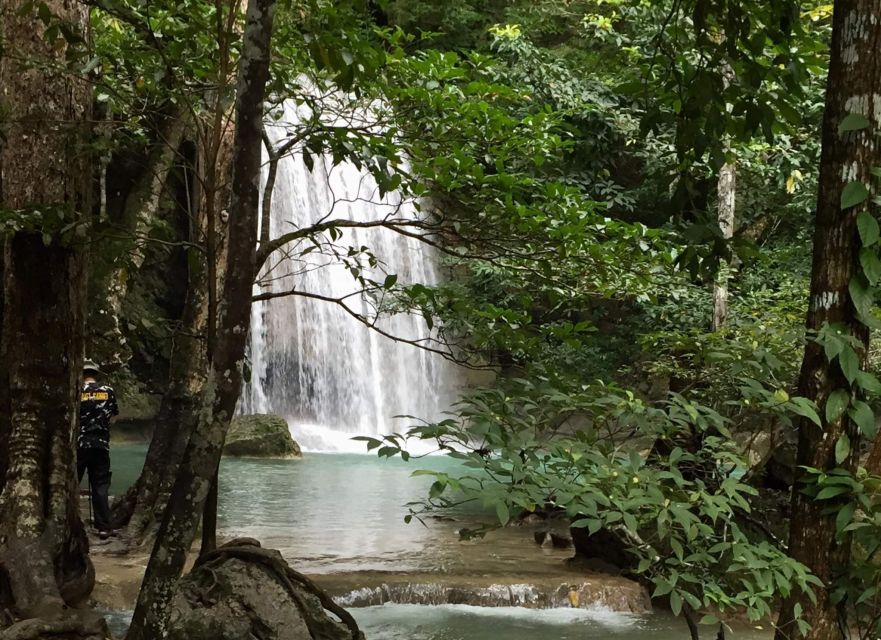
[241,99,456,451]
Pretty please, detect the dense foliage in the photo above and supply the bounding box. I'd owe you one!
[8,0,881,638]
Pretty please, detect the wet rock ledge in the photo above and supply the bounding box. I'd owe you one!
[314,573,651,613]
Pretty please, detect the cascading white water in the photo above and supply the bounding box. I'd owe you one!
[241,99,457,451]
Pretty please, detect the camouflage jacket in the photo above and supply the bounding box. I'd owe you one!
[78,382,119,450]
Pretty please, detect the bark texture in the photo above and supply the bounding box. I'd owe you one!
[0,0,95,622]
[125,0,276,636]
[712,54,736,332]
[711,160,736,331]
[774,2,881,638]
[117,219,210,542]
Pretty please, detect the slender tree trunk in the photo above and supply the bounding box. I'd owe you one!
[0,0,94,622]
[118,271,209,541]
[712,55,736,332]
[683,605,701,640]
[711,160,736,331]
[774,2,881,638]
[125,1,276,636]
[200,0,244,555]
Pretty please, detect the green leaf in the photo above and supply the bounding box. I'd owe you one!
[823,333,844,361]
[856,371,881,395]
[842,181,870,210]
[699,615,719,625]
[816,485,850,500]
[858,211,881,246]
[835,433,851,464]
[383,273,398,289]
[496,502,510,525]
[653,579,673,597]
[790,397,822,427]
[429,480,446,498]
[670,590,683,616]
[826,389,850,423]
[839,345,859,384]
[849,400,877,438]
[849,275,872,316]
[857,586,878,605]
[861,248,881,283]
[839,113,871,133]
[836,502,856,535]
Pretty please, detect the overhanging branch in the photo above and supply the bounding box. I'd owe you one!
[250,287,488,369]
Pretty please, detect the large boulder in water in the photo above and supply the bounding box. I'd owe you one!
[168,539,362,640]
[224,414,302,459]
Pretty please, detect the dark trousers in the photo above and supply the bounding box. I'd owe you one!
[77,447,112,531]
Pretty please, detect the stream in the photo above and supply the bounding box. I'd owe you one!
[107,444,770,639]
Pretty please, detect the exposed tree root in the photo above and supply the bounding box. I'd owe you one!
[193,538,362,640]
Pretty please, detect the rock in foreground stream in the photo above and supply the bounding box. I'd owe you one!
[168,539,361,640]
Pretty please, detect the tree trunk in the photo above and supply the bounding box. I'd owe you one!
[774,2,881,638]
[94,109,190,368]
[125,0,276,636]
[114,116,235,545]
[712,55,736,332]
[0,0,94,621]
[200,466,219,555]
[711,160,736,331]
[865,434,881,475]
[117,279,208,542]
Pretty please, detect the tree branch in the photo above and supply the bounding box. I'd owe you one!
[251,287,487,369]
[256,216,424,268]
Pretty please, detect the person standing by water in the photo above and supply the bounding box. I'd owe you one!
[78,359,119,539]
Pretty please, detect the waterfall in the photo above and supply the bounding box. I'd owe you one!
[241,99,457,452]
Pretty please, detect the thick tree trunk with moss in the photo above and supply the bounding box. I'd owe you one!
[0,238,93,619]
[125,1,276,636]
[0,0,96,625]
[774,2,881,638]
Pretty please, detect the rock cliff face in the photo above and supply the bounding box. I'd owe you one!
[224,414,302,458]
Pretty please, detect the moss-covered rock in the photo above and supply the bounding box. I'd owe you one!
[168,540,360,640]
[224,414,302,459]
